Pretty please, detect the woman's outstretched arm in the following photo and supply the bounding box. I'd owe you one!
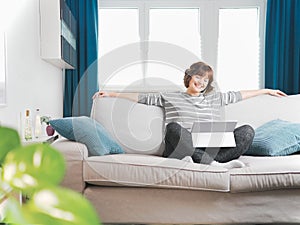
[92,91,139,102]
[240,89,287,100]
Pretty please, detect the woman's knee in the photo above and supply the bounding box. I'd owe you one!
[166,122,181,131]
[234,125,255,156]
[165,122,182,139]
[234,124,255,142]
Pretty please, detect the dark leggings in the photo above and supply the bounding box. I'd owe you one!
[163,122,255,164]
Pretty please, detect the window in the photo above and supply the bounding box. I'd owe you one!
[147,8,201,88]
[98,8,142,88]
[217,8,260,91]
[99,8,139,56]
[98,0,266,92]
[149,8,201,58]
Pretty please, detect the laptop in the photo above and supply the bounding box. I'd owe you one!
[191,121,237,148]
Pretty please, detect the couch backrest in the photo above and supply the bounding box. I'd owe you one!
[225,94,300,128]
[92,94,300,155]
[91,97,165,155]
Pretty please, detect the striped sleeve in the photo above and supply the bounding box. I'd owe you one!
[220,91,242,106]
[138,93,164,107]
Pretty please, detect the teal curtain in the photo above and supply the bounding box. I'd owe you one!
[265,0,300,94]
[64,0,98,117]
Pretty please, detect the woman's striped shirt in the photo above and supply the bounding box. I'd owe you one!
[138,91,242,131]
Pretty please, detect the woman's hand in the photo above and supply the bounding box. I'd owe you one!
[267,89,287,97]
[92,91,117,99]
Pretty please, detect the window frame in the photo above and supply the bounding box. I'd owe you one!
[98,0,266,91]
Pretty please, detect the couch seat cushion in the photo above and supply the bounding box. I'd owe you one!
[231,155,300,193]
[84,154,230,192]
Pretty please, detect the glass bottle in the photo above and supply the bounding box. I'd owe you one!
[24,109,32,141]
[34,108,42,138]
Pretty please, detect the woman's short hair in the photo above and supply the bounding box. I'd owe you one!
[184,61,214,93]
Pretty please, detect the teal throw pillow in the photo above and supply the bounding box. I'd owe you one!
[246,119,300,156]
[49,116,124,156]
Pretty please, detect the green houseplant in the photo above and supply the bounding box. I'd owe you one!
[0,126,100,225]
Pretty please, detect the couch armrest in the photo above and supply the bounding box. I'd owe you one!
[52,138,88,193]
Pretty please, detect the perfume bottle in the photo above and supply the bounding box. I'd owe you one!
[34,108,42,138]
[24,109,32,141]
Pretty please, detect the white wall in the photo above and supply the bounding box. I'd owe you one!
[0,0,63,130]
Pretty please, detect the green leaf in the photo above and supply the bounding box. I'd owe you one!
[2,144,65,193]
[2,197,30,225]
[24,186,101,225]
[0,127,21,165]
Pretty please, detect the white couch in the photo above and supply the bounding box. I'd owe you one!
[53,94,300,224]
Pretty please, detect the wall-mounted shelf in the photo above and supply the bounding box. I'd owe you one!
[40,0,76,69]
